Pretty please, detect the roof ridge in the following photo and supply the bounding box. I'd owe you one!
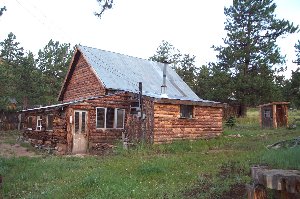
[78,44,162,64]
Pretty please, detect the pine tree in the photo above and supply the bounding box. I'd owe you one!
[36,40,73,104]
[0,33,42,109]
[212,0,298,116]
[94,0,113,18]
[175,54,197,90]
[295,40,300,65]
[0,6,6,16]
[150,40,198,91]
[149,40,181,65]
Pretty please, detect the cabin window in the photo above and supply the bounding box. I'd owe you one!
[46,114,53,131]
[27,116,33,130]
[75,112,80,133]
[116,109,125,128]
[96,108,105,128]
[36,116,42,131]
[82,112,86,132]
[96,107,125,129]
[264,109,271,118]
[106,108,115,128]
[180,105,194,118]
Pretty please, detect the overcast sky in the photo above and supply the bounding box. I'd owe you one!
[0,0,299,77]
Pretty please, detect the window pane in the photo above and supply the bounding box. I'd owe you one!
[116,109,125,128]
[96,108,105,128]
[106,108,114,128]
[75,112,79,133]
[180,105,193,118]
[28,117,32,129]
[37,116,42,130]
[47,114,53,130]
[82,112,86,133]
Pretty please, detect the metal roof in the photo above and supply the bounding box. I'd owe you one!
[78,45,210,102]
[22,93,126,112]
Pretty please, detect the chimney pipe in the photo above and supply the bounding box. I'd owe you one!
[161,62,168,98]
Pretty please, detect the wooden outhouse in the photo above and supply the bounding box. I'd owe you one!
[259,102,289,128]
[22,45,224,154]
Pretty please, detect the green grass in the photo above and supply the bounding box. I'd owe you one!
[0,110,300,198]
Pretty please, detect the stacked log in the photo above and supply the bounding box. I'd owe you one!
[153,103,223,143]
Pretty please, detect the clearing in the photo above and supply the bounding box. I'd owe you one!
[0,131,36,158]
[0,109,300,198]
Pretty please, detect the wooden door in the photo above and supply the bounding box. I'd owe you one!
[276,105,287,127]
[262,107,273,128]
[72,110,88,154]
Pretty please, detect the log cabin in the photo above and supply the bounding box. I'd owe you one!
[22,45,223,154]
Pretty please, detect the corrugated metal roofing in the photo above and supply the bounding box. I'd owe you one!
[22,93,127,112]
[78,45,211,102]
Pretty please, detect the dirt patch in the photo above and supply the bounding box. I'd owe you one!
[0,143,36,158]
[0,132,37,158]
[182,174,214,198]
[221,183,247,199]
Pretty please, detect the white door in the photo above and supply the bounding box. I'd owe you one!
[72,110,88,154]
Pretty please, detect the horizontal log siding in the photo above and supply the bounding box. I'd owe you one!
[23,109,68,154]
[153,103,223,143]
[126,97,154,143]
[62,53,106,102]
[73,93,131,153]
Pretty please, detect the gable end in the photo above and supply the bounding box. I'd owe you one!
[58,49,106,102]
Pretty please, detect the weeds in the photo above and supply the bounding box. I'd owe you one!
[1,109,300,198]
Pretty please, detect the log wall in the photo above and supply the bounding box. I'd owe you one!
[62,53,106,102]
[126,97,154,144]
[65,93,137,154]
[23,108,68,154]
[153,103,223,143]
[0,111,19,131]
[23,93,223,154]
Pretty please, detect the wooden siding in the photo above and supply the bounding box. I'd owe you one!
[65,93,134,154]
[126,97,155,144]
[23,109,68,154]
[153,103,223,143]
[62,53,106,102]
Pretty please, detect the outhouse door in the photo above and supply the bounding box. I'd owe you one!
[262,107,273,128]
[72,110,88,154]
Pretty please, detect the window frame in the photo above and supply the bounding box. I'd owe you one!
[96,107,106,129]
[36,115,42,131]
[179,105,194,119]
[27,116,33,130]
[46,114,54,131]
[115,108,125,129]
[96,107,125,129]
[264,109,271,119]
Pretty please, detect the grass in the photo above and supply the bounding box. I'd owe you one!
[0,110,300,198]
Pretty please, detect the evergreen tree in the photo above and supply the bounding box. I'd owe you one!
[149,40,181,66]
[212,0,298,115]
[0,33,41,109]
[0,33,25,109]
[295,40,300,65]
[195,64,233,102]
[94,0,113,18]
[16,52,41,108]
[175,54,197,90]
[0,6,6,16]
[287,69,300,108]
[150,40,198,91]
[0,32,24,64]
[37,40,73,104]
